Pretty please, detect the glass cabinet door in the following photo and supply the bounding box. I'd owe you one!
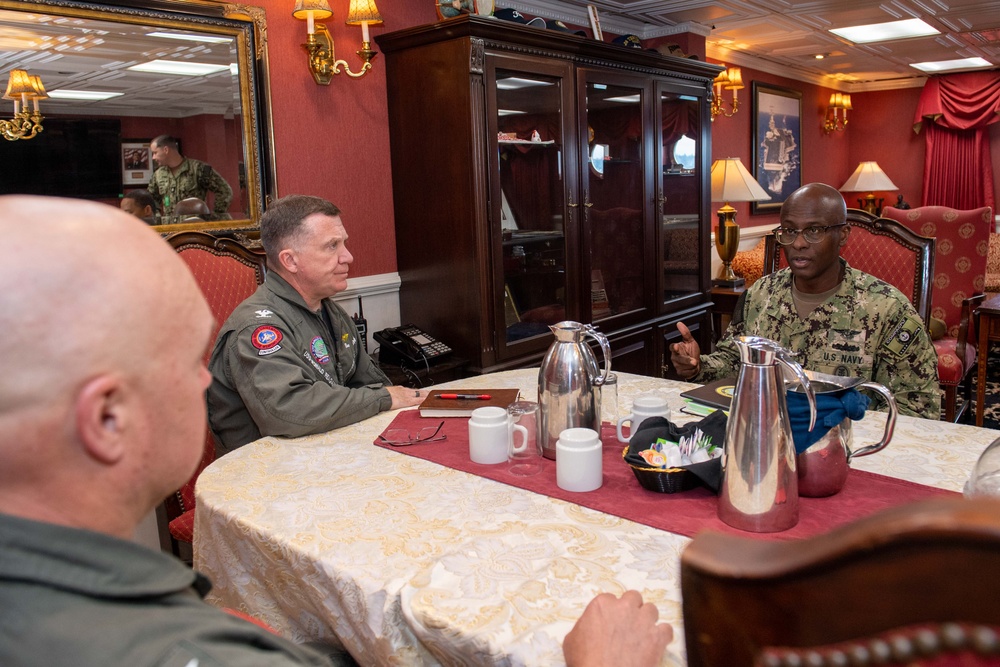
[659,88,704,306]
[488,59,575,359]
[582,73,650,327]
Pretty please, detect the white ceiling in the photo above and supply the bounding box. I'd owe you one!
[0,8,240,118]
[507,0,1000,90]
[1,1,997,120]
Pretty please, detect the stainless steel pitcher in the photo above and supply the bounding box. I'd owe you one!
[538,322,611,460]
[718,336,817,533]
[795,370,898,497]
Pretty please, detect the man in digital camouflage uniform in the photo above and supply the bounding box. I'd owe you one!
[148,134,233,221]
[207,195,424,454]
[671,183,940,419]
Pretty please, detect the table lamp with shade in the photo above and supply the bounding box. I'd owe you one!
[839,161,898,216]
[711,157,770,287]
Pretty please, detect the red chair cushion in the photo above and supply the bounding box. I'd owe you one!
[168,508,195,542]
[933,336,977,386]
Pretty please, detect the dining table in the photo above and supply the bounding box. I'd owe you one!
[193,369,997,666]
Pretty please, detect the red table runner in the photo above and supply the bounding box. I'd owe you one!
[374,410,957,540]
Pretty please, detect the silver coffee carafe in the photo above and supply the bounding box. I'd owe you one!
[718,336,816,533]
[538,321,611,460]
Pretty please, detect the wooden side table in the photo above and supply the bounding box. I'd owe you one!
[710,285,746,343]
[976,293,1000,426]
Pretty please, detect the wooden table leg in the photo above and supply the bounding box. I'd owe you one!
[977,312,991,427]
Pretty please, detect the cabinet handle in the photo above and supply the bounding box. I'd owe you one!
[584,201,593,208]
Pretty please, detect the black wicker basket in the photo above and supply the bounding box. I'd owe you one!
[622,446,700,494]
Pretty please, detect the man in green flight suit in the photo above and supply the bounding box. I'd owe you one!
[208,195,425,453]
[148,134,233,221]
[671,182,940,419]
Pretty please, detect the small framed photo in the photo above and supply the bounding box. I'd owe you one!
[587,5,603,41]
[751,83,802,214]
[121,140,153,185]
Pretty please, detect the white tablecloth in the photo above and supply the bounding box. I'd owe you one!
[194,369,997,666]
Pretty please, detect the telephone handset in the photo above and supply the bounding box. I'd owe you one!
[374,324,452,367]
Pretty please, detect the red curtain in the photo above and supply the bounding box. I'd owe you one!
[913,70,1000,209]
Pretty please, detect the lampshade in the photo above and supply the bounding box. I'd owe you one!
[840,161,898,192]
[711,157,769,203]
[28,75,47,100]
[292,0,333,21]
[346,0,383,25]
[723,67,743,90]
[3,69,34,100]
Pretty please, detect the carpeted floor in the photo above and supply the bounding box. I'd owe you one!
[966,342,1000,430]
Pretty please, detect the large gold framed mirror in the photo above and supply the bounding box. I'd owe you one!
[0,0,274,235]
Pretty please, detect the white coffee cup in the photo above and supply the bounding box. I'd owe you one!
[616,394,671,443]
[469,406,526,465]
[556,427,603,492]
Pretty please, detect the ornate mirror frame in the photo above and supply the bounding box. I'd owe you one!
[0,0,275,235]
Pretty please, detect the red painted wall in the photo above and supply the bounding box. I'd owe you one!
[233,4,999,278]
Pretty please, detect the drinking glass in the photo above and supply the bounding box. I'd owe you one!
[507,401,543,476]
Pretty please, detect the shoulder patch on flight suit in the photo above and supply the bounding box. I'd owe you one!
[251,325,283,356]
[881,314,922,358]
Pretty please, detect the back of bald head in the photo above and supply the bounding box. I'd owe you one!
[0,196,203,431]
[780,183,847,225]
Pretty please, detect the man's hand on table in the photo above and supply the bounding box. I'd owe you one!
[387,385,427,409]
[563,590,673,667]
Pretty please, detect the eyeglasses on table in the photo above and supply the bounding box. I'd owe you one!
[377,421,446,447]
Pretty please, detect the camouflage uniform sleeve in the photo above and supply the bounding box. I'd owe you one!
[147,172,161,201]
[207,167,233,220]
[691,290,748,382]
[873,308,941,419]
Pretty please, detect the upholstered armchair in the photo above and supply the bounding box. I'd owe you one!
[162,231,267,560]
[882,205,993,422]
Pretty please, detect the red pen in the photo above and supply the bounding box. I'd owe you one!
[436,393,492,400]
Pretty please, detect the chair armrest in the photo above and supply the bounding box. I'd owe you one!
[956,293,987,362]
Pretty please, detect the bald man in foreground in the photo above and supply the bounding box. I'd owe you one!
[0,196,670,666]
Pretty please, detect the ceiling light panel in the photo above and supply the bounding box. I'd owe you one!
[830,19,940,44]
[911,57,993,72]
[126,60,232,76]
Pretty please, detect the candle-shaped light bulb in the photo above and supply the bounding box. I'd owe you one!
[13,99,19,115]
[307,10,315,35]
[361,20,370,43]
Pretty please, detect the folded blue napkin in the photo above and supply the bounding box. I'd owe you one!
[786,388,870,454]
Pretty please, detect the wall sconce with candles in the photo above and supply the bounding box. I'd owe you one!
[711,157,770,287]
[710,67,743,121]
[824,92,852,133]
[2,69,47,141]
[839,161,898,216]
[293,0,382,84]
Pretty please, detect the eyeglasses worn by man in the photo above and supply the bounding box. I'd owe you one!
[670,182,940,420]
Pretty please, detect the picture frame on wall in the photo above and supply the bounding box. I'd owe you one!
[121,140,153,185]
[751,83,802,214]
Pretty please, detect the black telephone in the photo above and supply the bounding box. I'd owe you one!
[374,324,452,367]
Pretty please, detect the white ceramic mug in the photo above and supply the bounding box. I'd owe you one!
[556,427,603,492]
[616,394,671,443]
[469,406,528,465]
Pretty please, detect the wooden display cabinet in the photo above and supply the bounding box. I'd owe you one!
[377,16,720,376]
